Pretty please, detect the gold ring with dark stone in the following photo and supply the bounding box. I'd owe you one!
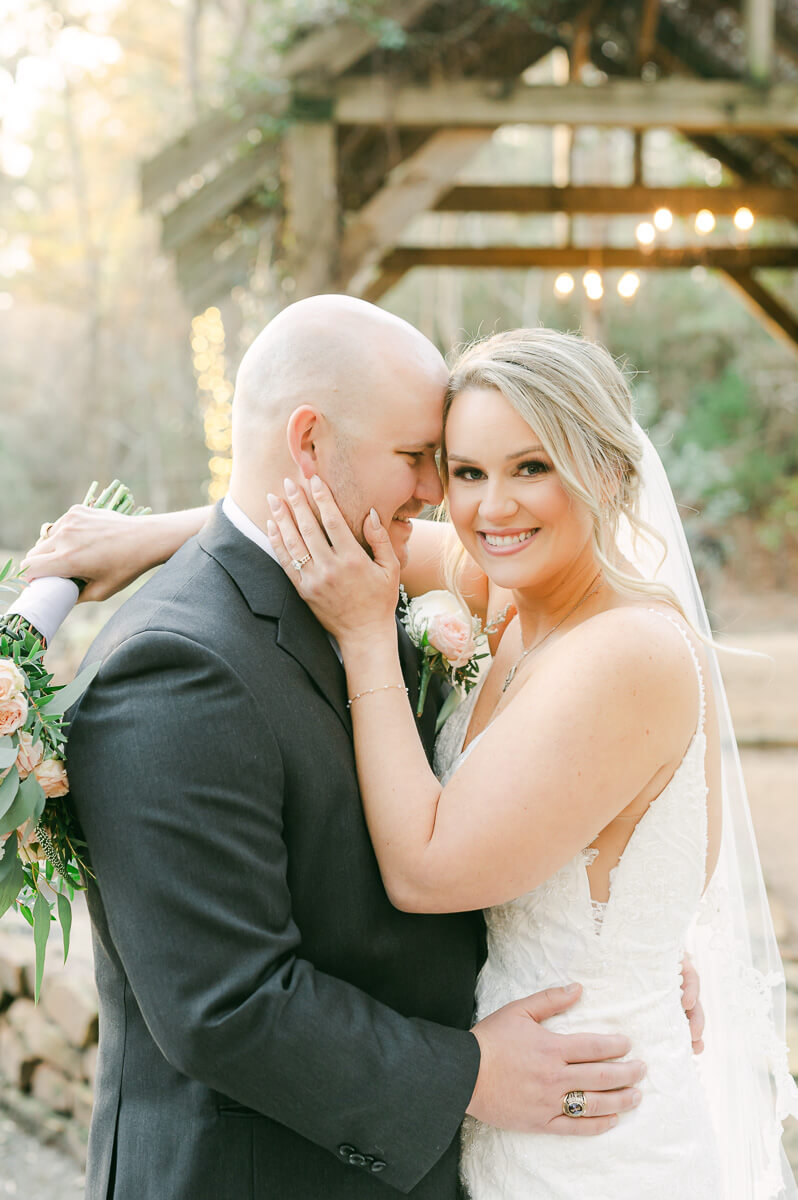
[562,1090,588,1117]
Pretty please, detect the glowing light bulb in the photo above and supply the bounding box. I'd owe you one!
[695,209,715,235]
[554,272,575,297]
[734,206,754,231]
[635,221,656,246]
[617,271,640,299]
[653,207,673,231]
[583,270,603,300]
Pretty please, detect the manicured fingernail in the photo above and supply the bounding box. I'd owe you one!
[266,520,278,538]
[370,507,380,529]
[639,1064,647,1079]
[631,1090,641,1106]
[284,477,298,497]
[610,1116,619,1128]
[267,493,281,512]
[565,983,580,994]
[310,474,323,494]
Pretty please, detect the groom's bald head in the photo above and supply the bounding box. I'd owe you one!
[228,294,447,565]
[231,294,446,460]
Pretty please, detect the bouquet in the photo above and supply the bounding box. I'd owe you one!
[0,480,149,1000]
[398,587,510,729]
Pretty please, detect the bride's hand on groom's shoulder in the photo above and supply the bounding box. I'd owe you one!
[267,475,400,644]
[21,505,157,602]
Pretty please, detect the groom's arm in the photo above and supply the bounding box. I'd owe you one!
[67,628,479,1194]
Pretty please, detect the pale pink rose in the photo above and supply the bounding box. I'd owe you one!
[15,731,44,779]
[427,611,477,669]
[33,758,69,799]
[0,694,28,737]
[0,660,26,704]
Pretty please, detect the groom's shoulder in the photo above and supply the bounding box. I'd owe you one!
[83,518,272,671]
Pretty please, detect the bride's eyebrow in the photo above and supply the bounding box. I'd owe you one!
[448,445,546,463]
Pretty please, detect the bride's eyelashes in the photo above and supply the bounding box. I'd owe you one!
[451,460,551,482]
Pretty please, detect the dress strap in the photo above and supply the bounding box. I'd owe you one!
[646,609,707,734]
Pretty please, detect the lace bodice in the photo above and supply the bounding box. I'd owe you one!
[435,610,726,1200]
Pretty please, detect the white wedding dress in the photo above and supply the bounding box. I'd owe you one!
[434,610,724,1200]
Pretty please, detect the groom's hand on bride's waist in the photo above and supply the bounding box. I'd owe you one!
[465,983,646,1136]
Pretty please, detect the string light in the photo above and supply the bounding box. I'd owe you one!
[695,209,715,235]
[617,271,641,299]
[583,270,603,300]
[554,272,575,297]
[191,306,233,503]
[635,221,656,246]
[653,207,673,231]
[734,206,754,231]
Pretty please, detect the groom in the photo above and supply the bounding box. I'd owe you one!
[66,296,647,1200]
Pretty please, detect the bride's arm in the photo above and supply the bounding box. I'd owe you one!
[21,506,211,602]
[268,477,698,915]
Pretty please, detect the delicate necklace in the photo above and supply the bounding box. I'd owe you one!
[502,574,603,693]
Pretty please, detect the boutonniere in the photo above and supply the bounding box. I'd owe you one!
[398,587,509,729]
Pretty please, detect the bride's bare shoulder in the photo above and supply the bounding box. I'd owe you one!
[545,603,704,707]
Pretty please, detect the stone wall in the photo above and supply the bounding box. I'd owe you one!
[0,913,97,1166]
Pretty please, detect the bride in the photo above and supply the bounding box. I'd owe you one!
[24,327,797,1198]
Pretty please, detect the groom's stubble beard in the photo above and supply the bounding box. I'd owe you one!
[325,445,373,558]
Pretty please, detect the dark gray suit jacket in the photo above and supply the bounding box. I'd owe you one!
[66,504,484,1199]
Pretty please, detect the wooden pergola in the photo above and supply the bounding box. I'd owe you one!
[141,0,798,354]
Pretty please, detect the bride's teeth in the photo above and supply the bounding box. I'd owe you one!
[483,531,536,547]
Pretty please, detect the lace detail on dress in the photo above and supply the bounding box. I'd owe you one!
[434,614,726,1200]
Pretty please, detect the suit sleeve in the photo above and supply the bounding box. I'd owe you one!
[66,629,480,1194]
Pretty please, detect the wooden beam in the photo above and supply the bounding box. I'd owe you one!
[334,79,798,132]
[722,269,798,354]
[178,242,259,312]
[636,0,662,70]
[338,129,492,293]
[161,143,280,252]
[433,184,798,219]
[378,245,798,271]
[281,122,338,298]
[142,0,437,208]
[745,0,775,84]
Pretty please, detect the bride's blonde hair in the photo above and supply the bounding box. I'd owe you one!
[440,327,688,620]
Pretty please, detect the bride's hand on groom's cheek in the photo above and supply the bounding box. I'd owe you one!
[266,475,400,641]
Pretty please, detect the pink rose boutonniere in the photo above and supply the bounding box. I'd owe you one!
[399,587,509,728]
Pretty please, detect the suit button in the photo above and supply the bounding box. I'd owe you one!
[371,1161,387,1173]
[338,1144,356,1158]
[349,1153,366,1167]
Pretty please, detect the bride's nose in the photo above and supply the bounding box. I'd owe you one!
[478,479,519,523]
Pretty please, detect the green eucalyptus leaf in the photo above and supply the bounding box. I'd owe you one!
[0,772,45,837]
[0,767,20,823]
[32,888,52,1003]
[0,841,23,919]
[56,891,72,963]
[40,660,100,717]
[18,902,34,927]
[0,737,16,770]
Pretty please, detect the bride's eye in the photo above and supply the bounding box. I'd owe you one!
[451,466,484,482]
[518,459,550,477]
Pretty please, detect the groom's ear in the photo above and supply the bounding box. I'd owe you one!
[286,405,324,478]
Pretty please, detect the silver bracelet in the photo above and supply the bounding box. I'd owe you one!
[347,683,409,708]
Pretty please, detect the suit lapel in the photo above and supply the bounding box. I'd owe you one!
[199,503,351,735]
[276,586,352,736]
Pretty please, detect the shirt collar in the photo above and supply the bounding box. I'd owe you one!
[222,494,280,566]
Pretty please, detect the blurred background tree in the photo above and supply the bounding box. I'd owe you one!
[2,0,797,602]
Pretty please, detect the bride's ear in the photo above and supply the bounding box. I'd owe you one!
[286,406,324,479]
